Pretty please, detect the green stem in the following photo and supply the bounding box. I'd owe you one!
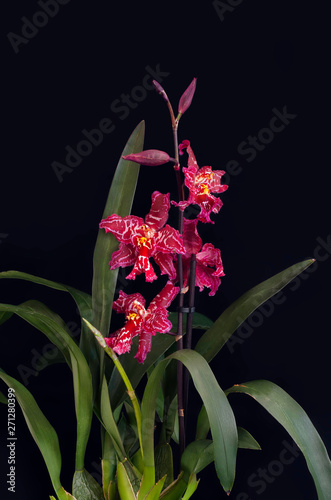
[82,318,144,460]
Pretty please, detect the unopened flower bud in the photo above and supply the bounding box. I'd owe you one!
[178,78,197,116]
[152,80,169,103]
[122,149,170,166]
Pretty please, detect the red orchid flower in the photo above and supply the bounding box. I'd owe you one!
[172,140,228,223]
[100,191,186,282]
[181,218,225,296]
[105,281,179,363]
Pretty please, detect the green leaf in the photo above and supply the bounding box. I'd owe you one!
[142,476,166,500]
[237,426,261,450]
[141,349,237,494]
[226,380,331,500]
[182,474,199,500]
[91,121,144,336]
[0,310,13,326]
[117,461,137,500]
[195,259,315,362]
[100,375,126,461]
[101,432,118,498]
[108,334,177,409]
[155,443,174,489]
[0,270,97,382]
[0,300,93,471]
[0,370,63,496]
[159,472,186,500]
[168,311,213,333]
[195,405,209,441]
[72,469,104,500]
[181,440,214,478]
[0,390,7,404]
[196,406,260,451]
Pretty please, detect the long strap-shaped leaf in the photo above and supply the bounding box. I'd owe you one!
[195,259,314,362]
[0,270,95,364]
[108,334,177,409]
[0,300,93,471]
[140,349,238,496]
[0,370,71,500]
[226,380,331,500]
[91,121,144,336]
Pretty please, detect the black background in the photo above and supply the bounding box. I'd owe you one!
[1,1,330,499]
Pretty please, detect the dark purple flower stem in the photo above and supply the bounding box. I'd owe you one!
[153,80,187,455]
[183,254,196,414]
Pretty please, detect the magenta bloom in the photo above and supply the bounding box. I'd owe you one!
[172,140,228,223]
[100,191,186,282]
[181,218,225,296]
[106,281,179,363]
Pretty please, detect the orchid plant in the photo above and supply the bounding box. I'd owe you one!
[1,78,330,500]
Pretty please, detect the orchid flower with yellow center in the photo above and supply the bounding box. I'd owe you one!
[105,282,179,363]
[99,191,186,282]
[172,140,228,223]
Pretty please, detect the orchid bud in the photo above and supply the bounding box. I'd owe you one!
[152,80,169,103]
[178,78,197,116]
[122,149,170,166]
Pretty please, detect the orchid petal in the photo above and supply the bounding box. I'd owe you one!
[198,243,223,268]
[135,330,152,364]
[155,224,186,254]
[153,252,177,281]
[179,140,199,169]
[126,255,158,282]
[99,215,144,244]
[105,320,141,355]
[148,281,179,312]
[113,290,146,314]
[144,308,172,335]
[183,218,202,255]
[195,263,222,296]
[109,243,137,270]
[145,191,170,231]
